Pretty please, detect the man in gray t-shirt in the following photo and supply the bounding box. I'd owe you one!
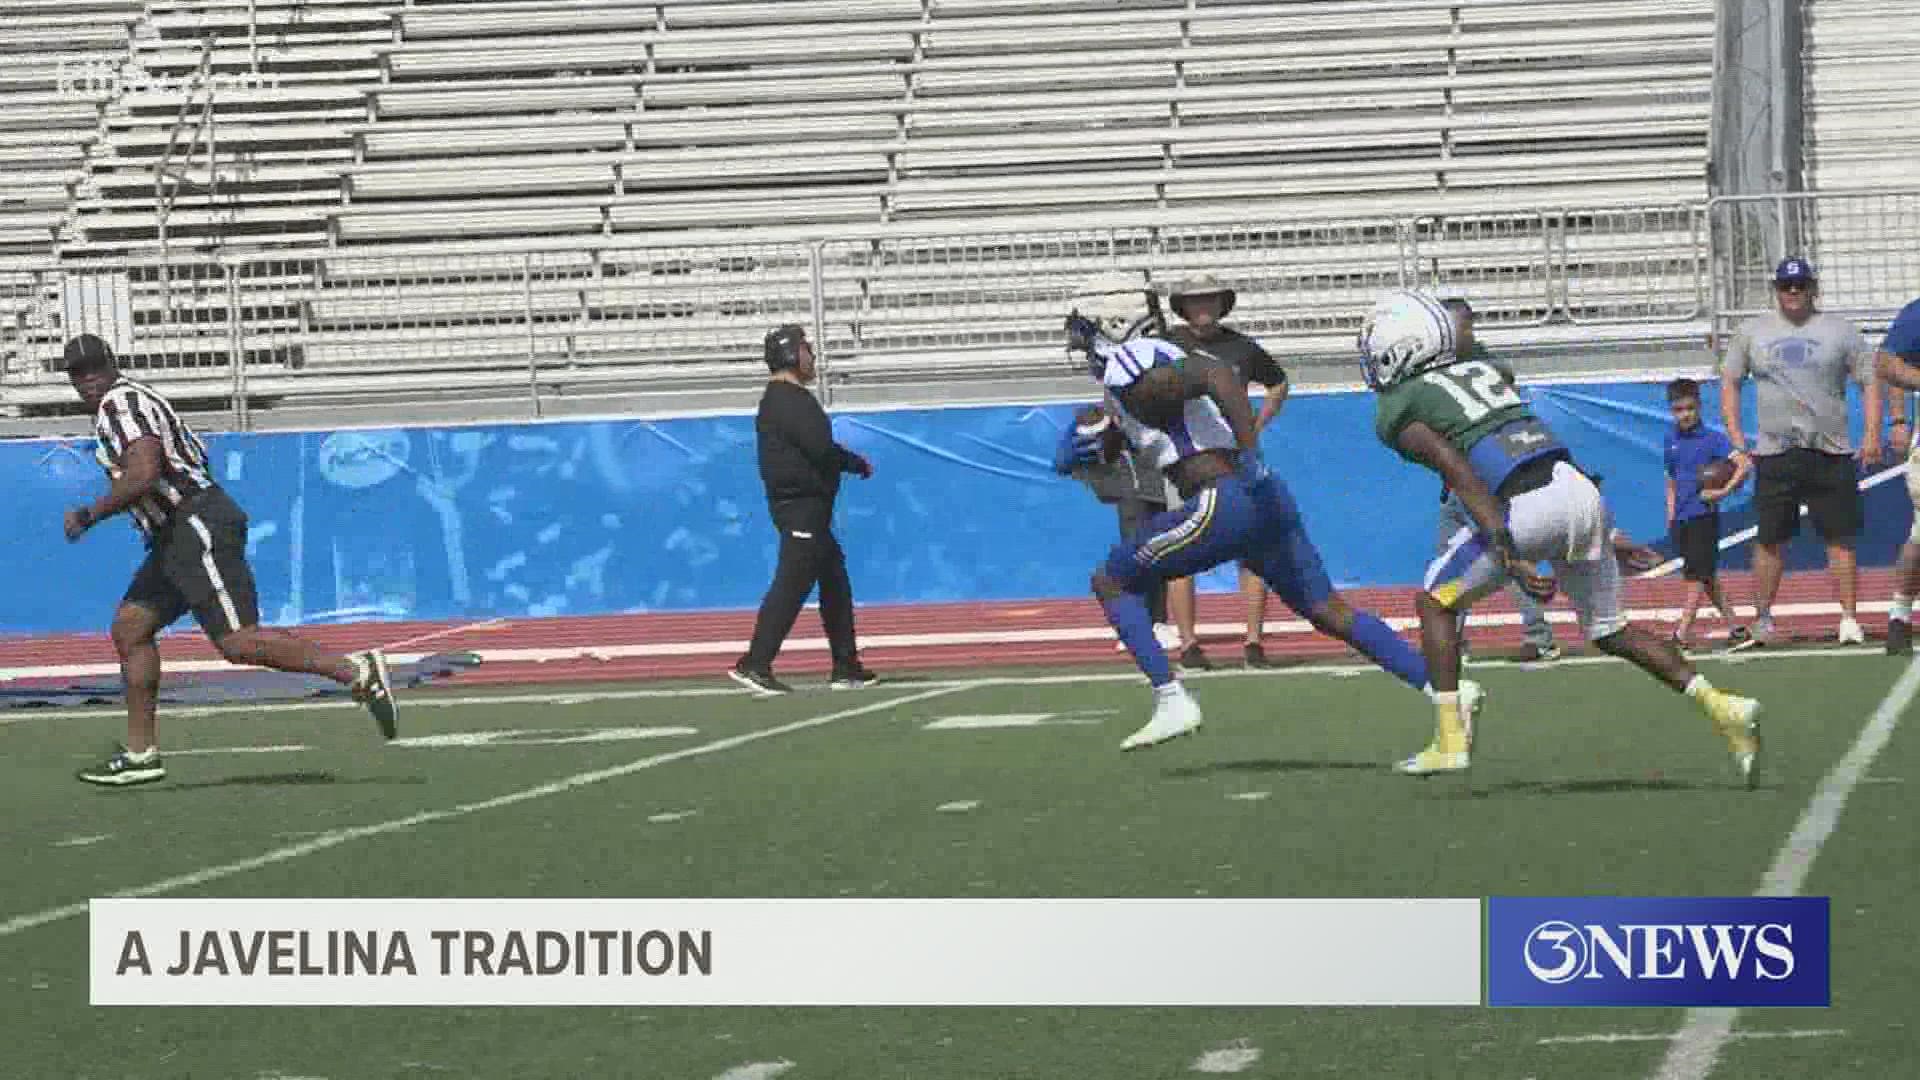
[1720,256,1882,645]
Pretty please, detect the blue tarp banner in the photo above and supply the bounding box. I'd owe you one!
[4,378,1900,634]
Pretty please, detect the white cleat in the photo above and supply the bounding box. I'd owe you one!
[1836,617,1866,646]
[1121,684,1203,751]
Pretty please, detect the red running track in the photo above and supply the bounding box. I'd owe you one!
[0,569,1894,691]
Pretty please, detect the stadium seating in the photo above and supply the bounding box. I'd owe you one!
[1790,1,1920,322]
[0,0,1801,429]
[1804,0,1920,192]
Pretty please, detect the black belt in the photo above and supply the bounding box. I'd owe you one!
[1495,455,1561,500]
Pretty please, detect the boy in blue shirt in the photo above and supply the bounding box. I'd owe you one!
[1665,378,1754,649]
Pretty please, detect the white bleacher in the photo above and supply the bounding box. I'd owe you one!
[1,0,1728,424]
[62,0,397,258]
[1804,0,1920,190]
[0,0,139,257]
[1794,1,1920,319]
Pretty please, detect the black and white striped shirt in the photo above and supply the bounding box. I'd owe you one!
[92,377,215,537]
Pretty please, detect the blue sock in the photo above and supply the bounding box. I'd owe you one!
[1347,610,1429,692]
[1102,592,1174,687]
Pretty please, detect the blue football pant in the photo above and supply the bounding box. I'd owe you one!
[1104,474,1333,614]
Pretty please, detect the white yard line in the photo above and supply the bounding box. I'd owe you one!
[0,684,974,940]
[1545,1029,1844,1046]
[1650,655,1920,1080]
[0,643,1886,728]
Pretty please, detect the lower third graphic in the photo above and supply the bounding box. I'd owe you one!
[1487,897,1830,1007]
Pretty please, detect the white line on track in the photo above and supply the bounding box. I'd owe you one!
[0,684,972,940]
[1650,655,1920,1080]
[0,643,1888,727]
[0,600,1889,682]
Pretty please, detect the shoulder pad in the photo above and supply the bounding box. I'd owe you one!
[1097,338,1184,389]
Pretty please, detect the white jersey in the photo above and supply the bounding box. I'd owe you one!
[1090,337,1237,471]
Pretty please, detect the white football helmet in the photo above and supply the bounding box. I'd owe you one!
[1066,270,1164,346]
[1357,288,1457,391]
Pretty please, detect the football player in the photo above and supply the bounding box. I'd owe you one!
[1358,289,1763,785]
[1065,271,1451,751]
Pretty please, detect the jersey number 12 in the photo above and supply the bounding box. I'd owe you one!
[1420,361,1521,421]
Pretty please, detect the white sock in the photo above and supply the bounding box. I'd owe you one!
[1155,680,1185,698]
[1431,690,1459,707]
[1684,674,1713,700]
[126,745,158,762]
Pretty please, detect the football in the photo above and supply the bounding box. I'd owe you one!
[1697,456,1736,493]
[1074,406,1126,461]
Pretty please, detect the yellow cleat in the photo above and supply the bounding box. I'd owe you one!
[1395,745,1470,775]
[1396,685,1477,776]
[1459,679,1486,747]
[1706,692,1763,790]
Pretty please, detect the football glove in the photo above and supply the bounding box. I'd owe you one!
[1054,425,1106,473]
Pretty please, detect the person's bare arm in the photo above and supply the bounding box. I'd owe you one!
[67,437,162,540]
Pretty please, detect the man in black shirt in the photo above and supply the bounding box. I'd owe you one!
[60,334,398,787]
[729,325,878,695]
[1163,275,1289,668]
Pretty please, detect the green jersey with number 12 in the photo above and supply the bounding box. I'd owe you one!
[1373,358,1569,494]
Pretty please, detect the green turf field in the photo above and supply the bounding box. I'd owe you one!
[2,648,1913,1079]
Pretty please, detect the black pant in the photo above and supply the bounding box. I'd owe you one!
[124,487,260,641]
[741,499,858,671]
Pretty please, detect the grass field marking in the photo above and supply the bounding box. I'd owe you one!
[389,726,699,749]
[168,744,311,757]
[0,684,976,941]
[1190,1038,1262,1073]
[710,1062,795,1080]
[1651,653,1920,1080]
[1544,1029,1844,1046]
[0,644,1889,728]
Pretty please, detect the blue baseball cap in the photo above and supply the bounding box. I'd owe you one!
[1773,256,1817,285]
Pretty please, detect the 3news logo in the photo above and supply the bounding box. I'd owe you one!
[1486,897,1829,1007]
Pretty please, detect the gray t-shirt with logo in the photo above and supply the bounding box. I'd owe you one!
[1722,311,1873,456]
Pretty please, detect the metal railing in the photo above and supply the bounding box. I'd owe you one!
[6,190,1918,427]
[1708,188,1920,339]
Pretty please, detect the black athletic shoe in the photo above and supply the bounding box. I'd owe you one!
[830,665,879,690]
[1178,643,1214,671]
[351,649,399,739]
[1726,626,1758,653]
[78,746,166,787]
[728,664,792,697]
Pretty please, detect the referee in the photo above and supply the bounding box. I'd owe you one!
[61,334,398,786]
[729,325,877,695]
